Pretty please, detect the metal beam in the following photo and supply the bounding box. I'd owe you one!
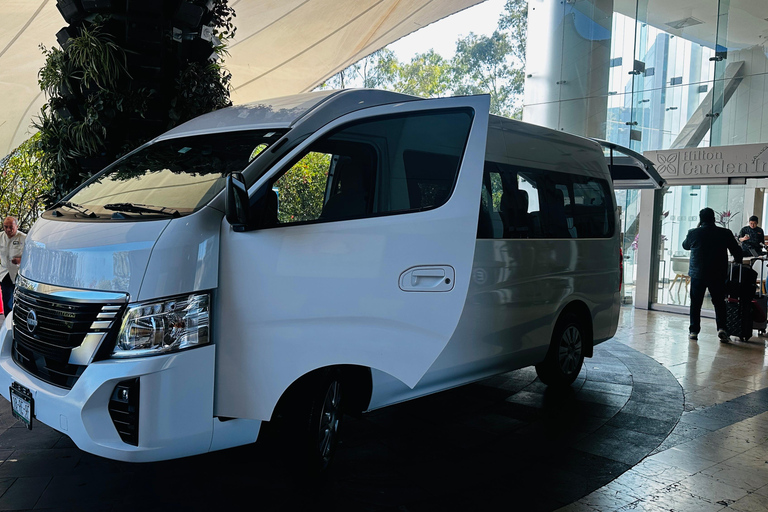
[670,60,745,149]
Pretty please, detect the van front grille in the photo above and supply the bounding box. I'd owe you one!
[11,279,128,389]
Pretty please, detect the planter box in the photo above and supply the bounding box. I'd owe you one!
[56,0,86,25]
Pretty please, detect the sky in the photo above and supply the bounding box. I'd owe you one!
[386,0,506,61]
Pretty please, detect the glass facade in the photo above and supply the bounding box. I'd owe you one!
[524,0,768,310]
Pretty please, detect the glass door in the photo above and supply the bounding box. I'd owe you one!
[616,189,641,303]
[657,183,745,308]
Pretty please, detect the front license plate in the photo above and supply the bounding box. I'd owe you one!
[10,382,33,429]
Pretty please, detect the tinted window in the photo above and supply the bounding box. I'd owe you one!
[478,162,614,239]
[261,110,473,227]
[64,131,283,219]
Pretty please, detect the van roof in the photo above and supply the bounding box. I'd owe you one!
[157,89,420,140]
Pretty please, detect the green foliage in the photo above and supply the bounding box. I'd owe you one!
[498,0,528,65]
[210,0,237,40]
[451,31,521,118]
[34,20,146,201]
[0,133,51,231]
[65,22,126,90]
[34,1,236,205]
[168,1,235,127]
[169,62,233,126]
[318,1,528,119]
[393,50,451,98]
[274,152,330,223]
[318,49,398,89]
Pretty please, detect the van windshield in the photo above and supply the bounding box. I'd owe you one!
[59,130,285,220]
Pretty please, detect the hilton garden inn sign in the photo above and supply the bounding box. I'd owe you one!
[644,143,768,184]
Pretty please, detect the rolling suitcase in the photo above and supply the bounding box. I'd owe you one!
[725,262,757,341]
[753,257,768,335]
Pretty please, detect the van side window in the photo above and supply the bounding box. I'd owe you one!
[572,181,611,237]
[266,110,473,227]
[478,161,613,239]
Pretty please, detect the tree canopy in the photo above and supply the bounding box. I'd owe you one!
[0,133,51,231]
[318,0,528,118]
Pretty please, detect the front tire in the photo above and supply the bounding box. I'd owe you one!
[310,375,343,471]
[536,313,586,386]
[278,369,344,474]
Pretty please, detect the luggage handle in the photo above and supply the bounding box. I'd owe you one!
[732,261,744,284]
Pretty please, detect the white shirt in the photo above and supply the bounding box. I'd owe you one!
[0,230,26,282]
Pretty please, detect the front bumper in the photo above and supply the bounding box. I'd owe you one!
[0,315,217,462]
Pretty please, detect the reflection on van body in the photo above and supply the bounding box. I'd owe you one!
[0,89,627,469]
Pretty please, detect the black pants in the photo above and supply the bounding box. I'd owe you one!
[1,274,14,315]
[689,275,726,334]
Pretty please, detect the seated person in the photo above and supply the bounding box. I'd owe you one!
[737,215,765,255]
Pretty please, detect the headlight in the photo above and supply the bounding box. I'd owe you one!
[113,293,210,358]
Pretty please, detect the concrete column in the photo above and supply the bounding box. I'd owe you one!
[634,188,657,309]
[523,0,613,138]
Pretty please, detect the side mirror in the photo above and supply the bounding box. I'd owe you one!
[225,172,250,231]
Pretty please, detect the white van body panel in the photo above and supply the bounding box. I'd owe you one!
[214,95,490,420]
[136,207,222,301]
[22,218,170,298]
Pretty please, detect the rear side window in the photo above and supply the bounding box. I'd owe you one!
[478,162,614,239]
[262,109,473,227]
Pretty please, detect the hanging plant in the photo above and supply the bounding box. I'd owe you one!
[34,1,236,205]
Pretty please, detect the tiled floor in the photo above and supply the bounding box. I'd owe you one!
[0,307,765,510]
[561,308,768,512]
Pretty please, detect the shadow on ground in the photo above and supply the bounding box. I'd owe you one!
[0,340,683,511]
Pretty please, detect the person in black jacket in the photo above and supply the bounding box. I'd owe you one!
[682,207,742,342]
[737,215,764,255]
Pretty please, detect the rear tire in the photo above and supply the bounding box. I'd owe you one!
[536,312,586,386]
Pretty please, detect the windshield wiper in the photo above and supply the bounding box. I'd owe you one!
[104,203,181,218]
[52,201,97,218]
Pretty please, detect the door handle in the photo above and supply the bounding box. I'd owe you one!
[399,266,455,292]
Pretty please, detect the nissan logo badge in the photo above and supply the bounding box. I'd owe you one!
[27,310,38,333]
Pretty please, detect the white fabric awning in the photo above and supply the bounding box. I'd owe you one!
[0,0,484,157]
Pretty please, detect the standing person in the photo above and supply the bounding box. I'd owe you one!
[737,215,765,255]
[683,207,742,342]
[0,217,26,314]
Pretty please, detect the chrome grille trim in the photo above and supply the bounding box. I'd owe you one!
[69,333,107,366]
[16,276,129,304]
[12,277,129,389]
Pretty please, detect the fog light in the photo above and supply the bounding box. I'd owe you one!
[108,378,140,446]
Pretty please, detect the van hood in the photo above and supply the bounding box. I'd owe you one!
[21,209,222,301]
[20,218,170,299]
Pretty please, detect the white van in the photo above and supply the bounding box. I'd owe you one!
[0,89,661,469]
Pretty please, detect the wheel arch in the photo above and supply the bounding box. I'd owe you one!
[270,364,373,421]
[558,300,594,358]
